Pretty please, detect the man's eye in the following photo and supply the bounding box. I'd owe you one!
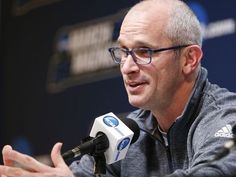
[135,49,150,57]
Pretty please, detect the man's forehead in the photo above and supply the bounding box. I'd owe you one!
[121,1,171,31]
[118,17,169,47]
[118,30,167,49]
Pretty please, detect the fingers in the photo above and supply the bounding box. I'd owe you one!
[0,143,74,177]
[0,165,37,177]
[2,145,13,166]
[51,142,67,168]
[1,148,50,173]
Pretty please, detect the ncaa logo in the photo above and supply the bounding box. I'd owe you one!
[115,138,131,161]
[117,138,130,151]
[103,116,119,127]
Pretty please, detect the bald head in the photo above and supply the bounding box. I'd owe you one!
[128,0,173,19]
[129,0,173,17]
[120,0,202,47]
[120,0,171,42]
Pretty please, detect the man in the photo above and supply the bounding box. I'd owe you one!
[1,0,236,176]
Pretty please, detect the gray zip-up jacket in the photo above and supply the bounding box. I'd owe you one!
[70,67,236,177]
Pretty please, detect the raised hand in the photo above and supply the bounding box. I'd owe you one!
[0,143,75,177]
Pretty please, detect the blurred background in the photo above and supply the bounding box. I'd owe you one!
[0,0,235,164]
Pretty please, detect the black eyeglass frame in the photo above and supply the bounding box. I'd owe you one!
[108,44,191,65]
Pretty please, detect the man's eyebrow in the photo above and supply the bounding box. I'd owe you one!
[117,38,127,47]
[117,38,158,48]
[135,41,157,48]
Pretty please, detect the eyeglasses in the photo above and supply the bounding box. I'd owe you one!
[108,45,190,65]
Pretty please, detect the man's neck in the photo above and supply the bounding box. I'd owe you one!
[152,80,195,132]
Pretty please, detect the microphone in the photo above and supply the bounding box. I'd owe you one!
[62,112,140,164]
[210,124,236,161]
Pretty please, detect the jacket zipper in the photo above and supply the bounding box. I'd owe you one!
[166,145,173,173]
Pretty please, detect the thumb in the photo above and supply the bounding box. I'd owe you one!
[51,142,67,168]
[2,145,13,166]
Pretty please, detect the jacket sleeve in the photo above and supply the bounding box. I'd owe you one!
[69,154,120,177]
[69,155,95,177]
[165,151,236,177]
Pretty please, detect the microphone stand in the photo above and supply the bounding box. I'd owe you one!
[91,133,109,177]
[62,133,109,176]
[94,153,106,177]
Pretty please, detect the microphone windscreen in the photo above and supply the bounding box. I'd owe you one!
[232,124,236,135]
[120,118,140,144]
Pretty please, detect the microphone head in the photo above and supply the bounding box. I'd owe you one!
[89,112,140,164]
[120,118,140,144]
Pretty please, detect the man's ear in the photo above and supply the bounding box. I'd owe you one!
[182,45,203,75]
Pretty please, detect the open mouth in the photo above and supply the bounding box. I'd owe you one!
[126,81,147,92]
[129,82,145,87]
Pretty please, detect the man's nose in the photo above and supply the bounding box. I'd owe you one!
[120,54,139,74]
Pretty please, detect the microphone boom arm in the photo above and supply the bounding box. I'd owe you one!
[62,133,109,161]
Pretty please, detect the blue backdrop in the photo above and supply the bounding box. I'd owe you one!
[1,0,236,160]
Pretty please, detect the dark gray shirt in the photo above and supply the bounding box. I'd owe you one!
[70,67,236,177]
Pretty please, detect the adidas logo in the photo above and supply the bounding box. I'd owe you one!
[214,124,233,138]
